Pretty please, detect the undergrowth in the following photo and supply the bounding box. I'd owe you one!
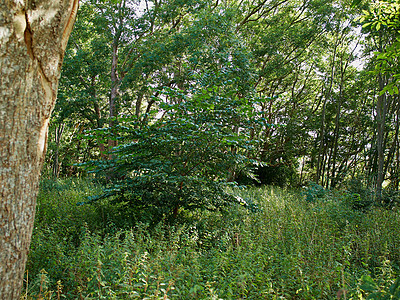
[22,179,400,299]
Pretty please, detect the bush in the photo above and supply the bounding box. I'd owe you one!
[84,84,264,223]
[380,189,400,209]
[344,178,375,211]
[302,181,327,203]
[236,163,297,187]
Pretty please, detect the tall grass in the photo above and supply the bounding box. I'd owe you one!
[23,180,400,299]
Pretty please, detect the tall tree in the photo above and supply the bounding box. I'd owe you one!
[360,0,400,198]
[0,1,78,298]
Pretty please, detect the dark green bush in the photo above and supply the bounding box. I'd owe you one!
[345,178,375,211]
[83,84,264,224]
[380,189,400,209]
[302,181,327,203]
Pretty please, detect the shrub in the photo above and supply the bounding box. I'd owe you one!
[302,181,327,203]
[380,189,400,209]
[344,178,375,211]
[83,84,264,223]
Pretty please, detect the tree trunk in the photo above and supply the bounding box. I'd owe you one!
[376,73,387,200]
[108,41,119,154]
[0,1,78,299]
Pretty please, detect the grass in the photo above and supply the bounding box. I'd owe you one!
[22,179,400,299]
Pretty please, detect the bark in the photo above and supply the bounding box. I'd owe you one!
[315,89,328,184]
[384,96,399,178]
[0,1,78,299]
[108,40,120,157]
[376,73,387,200]
[94,99,107,159]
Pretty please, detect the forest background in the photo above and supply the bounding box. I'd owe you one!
[24,0,400,299]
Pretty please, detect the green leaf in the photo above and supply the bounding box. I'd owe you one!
[351,0,363,8]
[389,277,400,295]
[360,275,379,292]
[366,292,384,300]
[362,10,370,16]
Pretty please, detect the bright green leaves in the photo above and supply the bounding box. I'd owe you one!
[85,78,262,221]
[360,1,400,94]
[359,275,400,299]
[48,0,385,190]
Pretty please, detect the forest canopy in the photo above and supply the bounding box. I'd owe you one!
[45,0,400,202]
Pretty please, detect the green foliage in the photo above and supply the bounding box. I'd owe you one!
[380,189,400,208]
[45,0,396,192]
[360,1,400,95]
[26,179,102,280]
[302,182,328,203]
[255,164,298,187]
[342,178,400,211]
[25,181,400,299]
[29,0,400,297]
[347,256,400,299]
[84,79,263,222]
[357,275,400,299]
[344,178,375,211]
[302,178,400,212]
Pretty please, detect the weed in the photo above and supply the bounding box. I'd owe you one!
[23,180,400,299]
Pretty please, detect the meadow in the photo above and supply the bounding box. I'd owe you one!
[22,179,400,299]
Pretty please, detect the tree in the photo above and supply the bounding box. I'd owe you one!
[84,71,261,223]
[52,0,208,171]
[0,1,78,298]
[52,0,256,174]
[48,0,373,189]
[360,0,400,199]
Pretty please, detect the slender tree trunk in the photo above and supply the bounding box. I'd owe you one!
[384,96,399,178]
[108,41,120,157]
[0,1,78,298]
[94,100,108,159]
[316,90,327,184]
[329,98,341,188]
[376,73,387,200]
[92,78,108,159]
[366,130,378,181]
